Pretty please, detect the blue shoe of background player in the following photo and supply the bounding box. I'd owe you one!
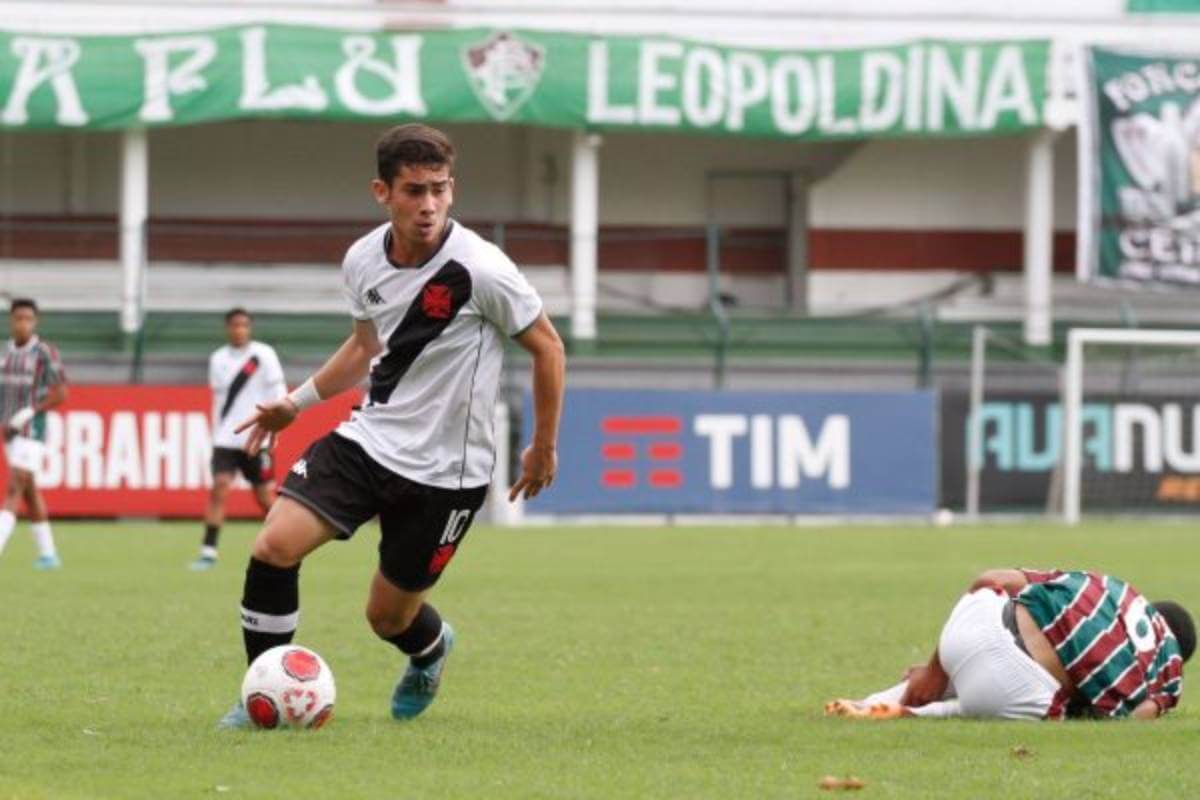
[391,623,455,720]
[33,554,62,570]
[217,701,250,730]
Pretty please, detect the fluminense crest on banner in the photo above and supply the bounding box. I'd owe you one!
[1079,47,1200,287]
[461,31,546,121]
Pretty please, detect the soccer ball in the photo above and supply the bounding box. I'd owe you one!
[241,645,336,730]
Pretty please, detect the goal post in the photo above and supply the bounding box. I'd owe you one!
[1062,328,1200,525]
[965,325,986,519]
[964,325,1061,519]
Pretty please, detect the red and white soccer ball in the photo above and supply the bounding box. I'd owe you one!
[241,645,336,730]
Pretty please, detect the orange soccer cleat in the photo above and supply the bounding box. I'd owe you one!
[823,699,907,720]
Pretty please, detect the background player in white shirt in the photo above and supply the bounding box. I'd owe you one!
[218,124,565,729]
[190,308,286,571]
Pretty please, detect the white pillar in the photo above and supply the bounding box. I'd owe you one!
[569,132,600,342]
[119,128,148,335]
[1022,129,1056,346]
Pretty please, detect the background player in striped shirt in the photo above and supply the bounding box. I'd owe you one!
[0,298,68,569]
[190,308,286,571]
[827,567,1194,720]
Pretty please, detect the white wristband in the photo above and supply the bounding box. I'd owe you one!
[286,377,322,412]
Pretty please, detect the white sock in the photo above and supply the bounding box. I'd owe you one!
[31,521,56,558]
[0,510,15,555]
[200,545,218,560]
[863,679,957,707]
[863,681,909,706]
[910,699,964,718]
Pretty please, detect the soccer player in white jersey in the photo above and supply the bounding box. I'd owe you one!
[189,308,286,571]
[0,299,68,569]
[218,124,565,728]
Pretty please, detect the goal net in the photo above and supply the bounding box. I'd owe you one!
[963,325,1062,517]
[1062,328,1200,523]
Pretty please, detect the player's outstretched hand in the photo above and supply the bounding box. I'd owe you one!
[236,398,299,456]
[509,443,557,502]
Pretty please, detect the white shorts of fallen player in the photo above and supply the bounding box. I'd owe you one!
[5,435,45,474]
[936,588,1062,719]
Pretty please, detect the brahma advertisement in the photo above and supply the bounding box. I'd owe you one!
[1,385,359,517]
[525,388,937,514]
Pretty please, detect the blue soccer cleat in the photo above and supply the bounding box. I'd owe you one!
[217,701,250,730]
[391,623,455,720]
[189,555,217,572]
[33,554,62,570]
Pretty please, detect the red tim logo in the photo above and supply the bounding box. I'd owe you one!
[599,415,683,490]
[422,284,453,319]
[282,648,322,682]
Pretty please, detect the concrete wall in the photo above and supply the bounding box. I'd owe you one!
[1,122,1078,232]
[1,130,120,215]
[812,133,1078,231]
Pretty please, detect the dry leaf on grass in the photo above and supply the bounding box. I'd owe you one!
[819,775,866,791]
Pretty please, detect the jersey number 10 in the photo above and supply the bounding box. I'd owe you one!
[439,509,472,545]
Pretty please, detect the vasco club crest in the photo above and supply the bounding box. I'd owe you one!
[462,31,546,121]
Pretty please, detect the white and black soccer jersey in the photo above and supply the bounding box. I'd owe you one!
[209,341,286,450]
[335,220,543,490]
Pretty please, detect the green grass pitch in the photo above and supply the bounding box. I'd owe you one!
[1,520,1197,798]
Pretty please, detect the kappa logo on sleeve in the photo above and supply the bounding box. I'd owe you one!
[598,415,683,490]
[365,288,385,306]
[291,459,308,479]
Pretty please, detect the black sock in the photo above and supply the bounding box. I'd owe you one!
[202,524,220,549]
[240,557,300,666]
[383,603,445,668]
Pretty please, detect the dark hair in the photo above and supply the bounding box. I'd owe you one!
[10,298,37,315]
[1153,601,1196,662]
[224,307,251,323]
[376,124,455,184]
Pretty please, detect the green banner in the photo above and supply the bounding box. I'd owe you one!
[1128,0,1200,12]
[0,25,1047,139]
[1079,48,1200,286]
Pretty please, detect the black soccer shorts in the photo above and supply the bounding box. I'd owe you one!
[211,446,275,486]
[279,433,488,592]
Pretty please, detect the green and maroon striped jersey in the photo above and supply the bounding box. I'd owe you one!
[1017,569,1183,719]
[1,336,65,442]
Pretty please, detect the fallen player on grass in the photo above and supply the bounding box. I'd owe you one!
[826,568,1194,721]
